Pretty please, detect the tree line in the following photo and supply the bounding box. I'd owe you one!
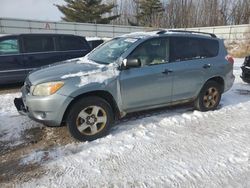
[56,0,250,28]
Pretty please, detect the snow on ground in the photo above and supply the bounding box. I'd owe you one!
[1,59,250,187]
[0,93,41,146]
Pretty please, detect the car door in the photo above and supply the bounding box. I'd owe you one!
[0,36,26,84]
[119,37,174,111]
[21,35,57,74]
[169,36,218,102]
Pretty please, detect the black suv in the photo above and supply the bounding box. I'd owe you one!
[86,38,104,50]
[0,33,91,84]
[241,55,250,83]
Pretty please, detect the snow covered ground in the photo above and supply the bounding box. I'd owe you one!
[0,59,250,187]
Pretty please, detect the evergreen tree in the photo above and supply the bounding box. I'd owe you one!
[136,0,164,27]
[56,0,120,24]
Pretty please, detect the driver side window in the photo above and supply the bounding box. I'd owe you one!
[128,37,168,67]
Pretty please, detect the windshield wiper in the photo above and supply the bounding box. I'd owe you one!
[89,58,107,65]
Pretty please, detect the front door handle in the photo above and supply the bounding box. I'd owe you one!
[162,69,173,75]
[203,64,211,69]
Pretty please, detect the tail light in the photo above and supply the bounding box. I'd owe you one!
[225,55,234,64]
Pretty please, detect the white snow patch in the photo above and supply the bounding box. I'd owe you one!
[61,62,119,87]
[78,66,119,86]
[61,70,102,79]
[0,92,40,146]
[86,37,103,41]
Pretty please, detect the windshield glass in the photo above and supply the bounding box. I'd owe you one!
[88,37,139,65]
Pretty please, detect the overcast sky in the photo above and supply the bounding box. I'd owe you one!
[0,0,170,22]
[0,0,65,21]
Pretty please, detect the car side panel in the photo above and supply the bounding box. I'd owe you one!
[119,64,173,111]
[23,50,88,74]
[171,59,211,102]
[0,36,26,84]
[0,54,26,84]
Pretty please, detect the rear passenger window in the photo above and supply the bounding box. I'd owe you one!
[170,37,219,62]
[57,36,88,51]
[23,36,54,53]
[0,38,19,55]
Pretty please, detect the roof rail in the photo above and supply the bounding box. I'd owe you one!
[157,29,217,38]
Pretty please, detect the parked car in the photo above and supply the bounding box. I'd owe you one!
[86,37,104,50]
[0,33,91,84]
[241,55,250,83]
[14,30,235,141]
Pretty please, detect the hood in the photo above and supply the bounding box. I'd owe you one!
[28,59,104,85]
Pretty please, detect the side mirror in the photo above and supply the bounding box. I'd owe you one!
[121,58,141,69]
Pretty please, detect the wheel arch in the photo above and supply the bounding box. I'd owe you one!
[194,76,224,111]
[205,76,225,92]
[195,76,225,100]
[62,90,121,124]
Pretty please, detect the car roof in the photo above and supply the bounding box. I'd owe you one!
[21,33,85,38]
[0,33,85,38]
[121,30,218,40]
[0,34,13,37]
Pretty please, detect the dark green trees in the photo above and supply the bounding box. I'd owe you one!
[56,0,120,24]
[136,0,164,27]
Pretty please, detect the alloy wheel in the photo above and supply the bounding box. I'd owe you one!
[203,87,219,108]
[76,105,107,136]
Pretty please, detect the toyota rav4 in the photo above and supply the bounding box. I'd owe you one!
[14,30,235,141]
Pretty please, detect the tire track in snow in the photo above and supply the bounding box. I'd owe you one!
[17,100,250,187]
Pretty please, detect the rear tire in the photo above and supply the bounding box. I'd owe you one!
[67,96,114,141]
[194,81,222,111]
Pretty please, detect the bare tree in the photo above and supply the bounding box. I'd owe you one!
[107,0,250,27]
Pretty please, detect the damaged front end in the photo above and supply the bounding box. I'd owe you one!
[14,98,27,115]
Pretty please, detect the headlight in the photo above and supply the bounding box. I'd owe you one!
[31,81,64,96]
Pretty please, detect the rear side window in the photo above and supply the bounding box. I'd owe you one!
[57,36,89,51]
[23,36,54,53]
[0,38,19,55]
[199,39,219,58]
[170,37,219,62]
[88,40,104,50]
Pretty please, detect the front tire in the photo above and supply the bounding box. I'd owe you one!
[67,96,114,141]
[194,81,222,111]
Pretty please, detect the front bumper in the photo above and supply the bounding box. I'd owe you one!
[14,86,73,126]
[14,98,27,116]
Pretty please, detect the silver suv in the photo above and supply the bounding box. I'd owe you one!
[14,30,235,141]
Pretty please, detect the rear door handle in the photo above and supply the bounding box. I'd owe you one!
[162,69,173,75]
[203,64,211,69]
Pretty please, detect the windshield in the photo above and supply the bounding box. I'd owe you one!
[88,37,139,65]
